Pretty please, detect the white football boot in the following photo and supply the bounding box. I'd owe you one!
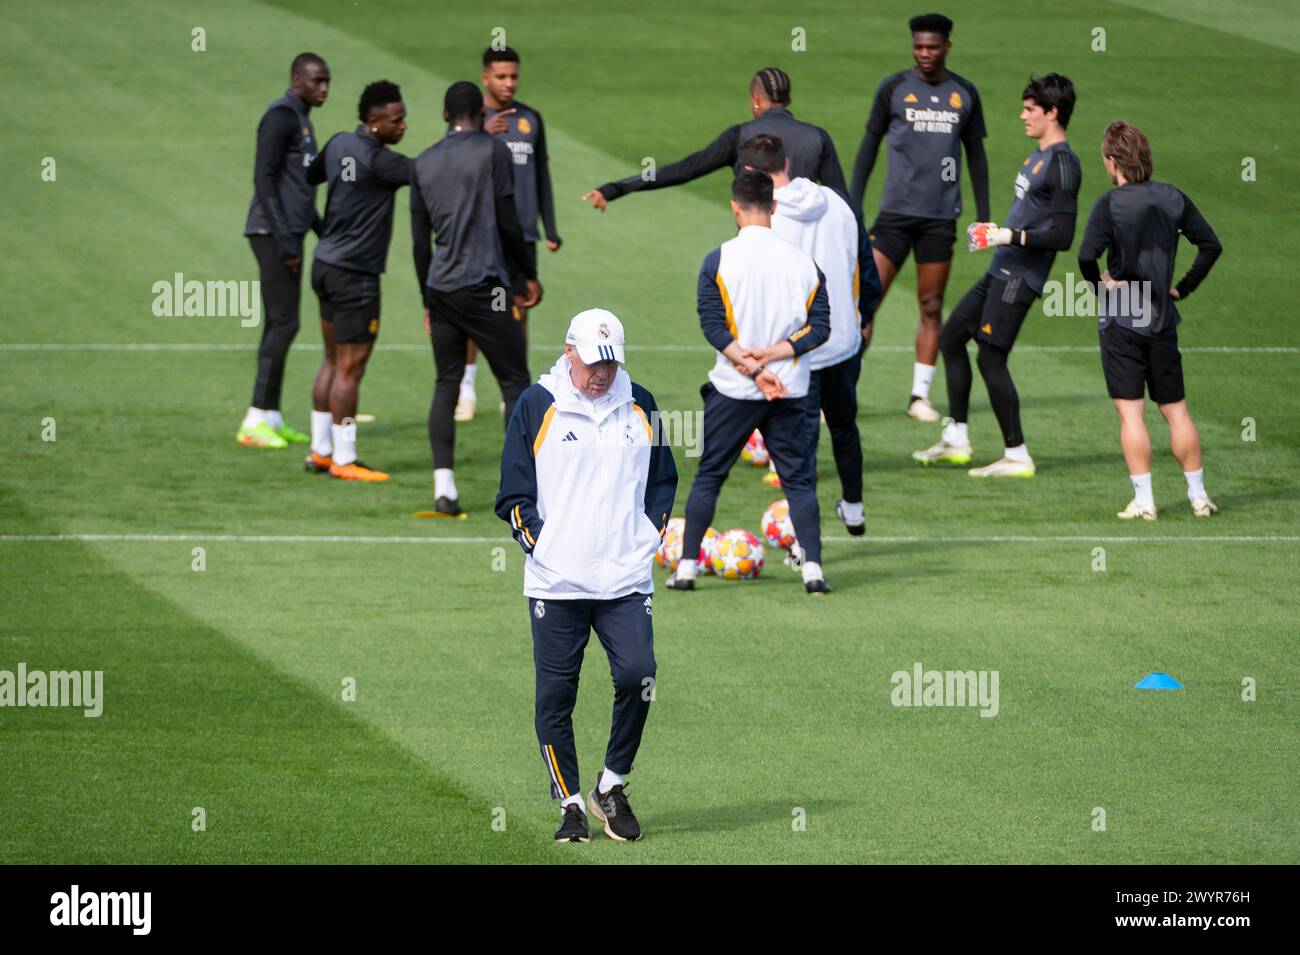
[967,456,1036,478]
[1117,499,1157,521]
[907,396,942,422]
[1191,497,1218,517]
[453,395,476,422]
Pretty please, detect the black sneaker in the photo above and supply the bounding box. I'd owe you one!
[587,773,642,841]
[805,577,832,594]
[434,495,462,517]
[664,573,695,591]
[554,804,590,843]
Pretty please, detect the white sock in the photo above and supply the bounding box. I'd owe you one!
[331,422,356,467]
[839,500,864,523]
[434,468,458,501]
[598,768,625,793]
[943,420,969,446]
[265,409,284,429]
[1184,468,1207,501]
[311,411,333,456]
[1131,472,1154,508]
[801,560,824,584]
[676,557,697,579]
[460,363,478,398]
[912,363,936,400]
[561,794,585,811]
[1004,443,1031,464]
[241,407,268,430]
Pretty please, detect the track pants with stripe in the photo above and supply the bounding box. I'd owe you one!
[529,592,656,800]
[682,382,822,565]
[809,344,864,505]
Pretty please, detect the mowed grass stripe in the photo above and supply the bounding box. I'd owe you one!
[0,522,570,863]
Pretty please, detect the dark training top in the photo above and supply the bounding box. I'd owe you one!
[410,127,534,297]
[244,91,320,258]
[989,141,1082,293]
[485,101,560,245]
[596,107,846,201]
[306,127,413,275]
[1078,180,1222,337]
[850,69,990,222]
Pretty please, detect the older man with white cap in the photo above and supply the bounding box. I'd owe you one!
[495,308,678,844]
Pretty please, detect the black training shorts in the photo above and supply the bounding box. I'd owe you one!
[1100,320,1185,405]
[312,258,380,344]
[869,211,957,268]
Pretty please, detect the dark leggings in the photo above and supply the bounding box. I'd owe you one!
[248,234,303,410]
[940,320,1023,448]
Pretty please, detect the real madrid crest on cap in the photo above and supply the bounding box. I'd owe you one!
[597,323,610,339]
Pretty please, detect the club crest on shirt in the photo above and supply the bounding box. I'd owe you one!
[1032,159,1044,175]
[517,117,532,134]
[949,90,963,109]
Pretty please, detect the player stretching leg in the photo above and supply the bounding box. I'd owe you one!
[849,13,989,422]
[914,73,1081,477]
[1078,121,1222,519]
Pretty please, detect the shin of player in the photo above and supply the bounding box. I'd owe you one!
[915,73,1081,478]
[671,172,833,593]
[239,53,330,450]
[495,310,677,842]
[1079,121,1222,519]
[849,14,990,422]
[305,82,412,483]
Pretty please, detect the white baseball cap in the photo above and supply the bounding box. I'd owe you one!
[565,308,626,364]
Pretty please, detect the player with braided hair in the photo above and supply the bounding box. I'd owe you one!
[583,67,844,210]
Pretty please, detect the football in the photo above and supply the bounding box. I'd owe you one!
[740,429,769,467]
[760,499,797,550]
[709,528,765,580]
[656,517,719,574]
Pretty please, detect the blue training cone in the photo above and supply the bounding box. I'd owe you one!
[1135,672,1184,690]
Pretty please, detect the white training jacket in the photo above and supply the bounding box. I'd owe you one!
[495,355,678,601]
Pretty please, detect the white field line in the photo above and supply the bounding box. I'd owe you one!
[1,534,1296,545]
[0,343,1296,355]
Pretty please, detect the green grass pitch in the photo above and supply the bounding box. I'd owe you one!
[2,0,1297,863]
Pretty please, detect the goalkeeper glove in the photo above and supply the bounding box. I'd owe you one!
[967,222,1013,252]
